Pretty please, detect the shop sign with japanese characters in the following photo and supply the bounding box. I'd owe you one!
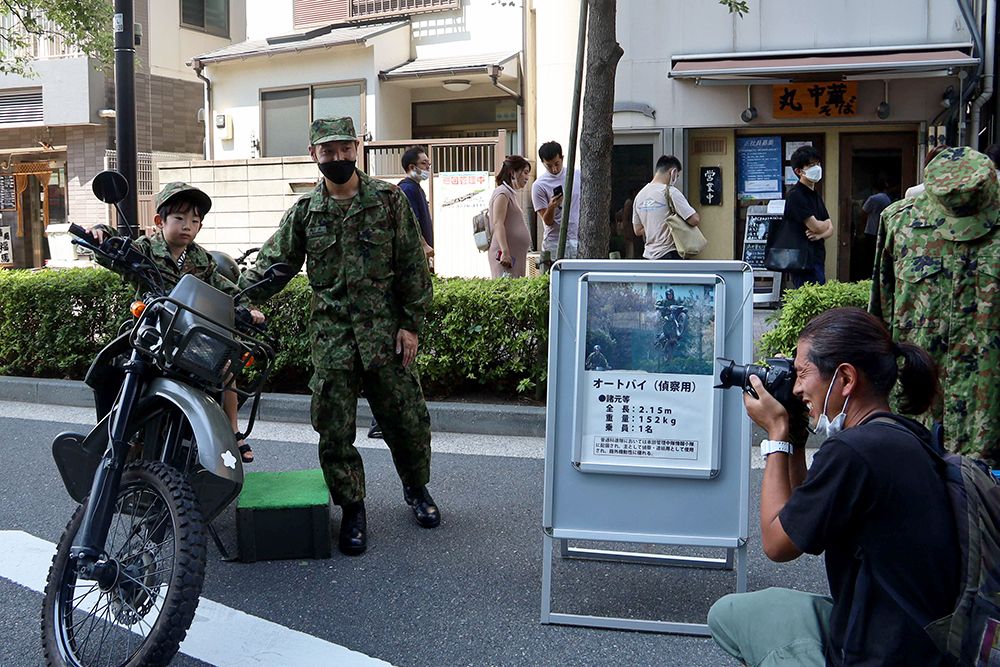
[574,274,725,477]
[772,81,858,118]
[0,226,11,266]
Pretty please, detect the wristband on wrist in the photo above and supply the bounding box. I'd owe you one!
[760,439,793,457]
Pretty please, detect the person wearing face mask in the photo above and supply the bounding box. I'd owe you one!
[769,145,835,287]
[632,155,700,260]
[398,145,435,263]
[709,307,959,667]
[240,117,439,556]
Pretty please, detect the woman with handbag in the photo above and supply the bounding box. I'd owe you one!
[632,155,707,259]
[489,155,532,278]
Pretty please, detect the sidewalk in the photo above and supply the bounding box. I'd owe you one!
[0,308,780,439]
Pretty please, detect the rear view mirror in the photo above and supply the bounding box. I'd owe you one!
[92,171,129,205]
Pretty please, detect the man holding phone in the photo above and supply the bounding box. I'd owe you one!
[532,141,581,258]
[633,155,700,260]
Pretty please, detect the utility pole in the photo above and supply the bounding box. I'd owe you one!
[113,0,137,238]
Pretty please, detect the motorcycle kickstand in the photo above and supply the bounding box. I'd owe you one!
[207,521,238,562]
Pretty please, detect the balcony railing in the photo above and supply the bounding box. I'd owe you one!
[0,13,84,62]
[351,0,460,19]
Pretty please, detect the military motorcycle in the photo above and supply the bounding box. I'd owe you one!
[40,171,294,667]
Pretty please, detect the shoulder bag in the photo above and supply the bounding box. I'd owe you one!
[665,188,708,259]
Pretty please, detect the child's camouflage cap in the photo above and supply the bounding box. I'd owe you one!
[310,116,357,145]
[922,146,999,240]
[155,182,212,216]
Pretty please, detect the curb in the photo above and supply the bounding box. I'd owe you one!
[0,376,547,438]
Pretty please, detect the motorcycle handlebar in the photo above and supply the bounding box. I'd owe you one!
[68,223,100,248]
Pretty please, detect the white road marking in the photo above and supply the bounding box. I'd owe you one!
[0,529,394,666]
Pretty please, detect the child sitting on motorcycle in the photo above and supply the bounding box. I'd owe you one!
[89,182,265,463]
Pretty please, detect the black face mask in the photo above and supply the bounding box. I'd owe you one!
[318,159,356,185]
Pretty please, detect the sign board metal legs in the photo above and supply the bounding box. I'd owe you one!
[540,535,748,635]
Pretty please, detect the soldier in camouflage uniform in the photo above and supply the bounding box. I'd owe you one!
[239,116,437,555]
[869,146,1000,466]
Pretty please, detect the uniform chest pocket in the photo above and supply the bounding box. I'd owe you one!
[306,229,338,286]
[975,255,1000,328]
[894,257,943,329]
[359,228,393,280]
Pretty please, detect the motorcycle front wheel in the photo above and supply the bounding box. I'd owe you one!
[41,460,206,667]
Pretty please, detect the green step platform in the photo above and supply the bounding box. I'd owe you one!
[237,469,332,562]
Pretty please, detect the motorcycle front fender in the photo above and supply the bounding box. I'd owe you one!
[140,377,243,484]
[139,378,243,521]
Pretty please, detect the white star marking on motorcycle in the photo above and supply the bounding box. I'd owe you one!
[221,449,237,469]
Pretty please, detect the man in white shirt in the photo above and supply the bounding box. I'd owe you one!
[531,141,581,259]
[632,155,700,260]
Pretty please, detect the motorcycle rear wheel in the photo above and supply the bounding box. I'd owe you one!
[41,461,206,667]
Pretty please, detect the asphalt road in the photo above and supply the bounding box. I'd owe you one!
[0,410,830,667]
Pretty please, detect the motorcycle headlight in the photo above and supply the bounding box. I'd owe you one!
[172,326,241,383]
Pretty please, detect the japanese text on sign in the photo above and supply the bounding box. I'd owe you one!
[700,166,722,206]
[594,436,698,460]
[0,226,12,265]
[773,82,858,118]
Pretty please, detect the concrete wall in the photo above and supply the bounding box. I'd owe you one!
[246,0,293,40]
[158,157,319,257]
[149,0,247,81]
[0,57,105,126]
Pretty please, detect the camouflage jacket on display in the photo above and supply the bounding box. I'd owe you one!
[97,230,240,299]
[869,147,1000,460]
[239,170,432,372]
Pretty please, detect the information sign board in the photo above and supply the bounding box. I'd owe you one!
[737,137,782,200]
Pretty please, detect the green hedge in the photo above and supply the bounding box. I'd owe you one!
[758,280,872,358]
[0,268,549,397]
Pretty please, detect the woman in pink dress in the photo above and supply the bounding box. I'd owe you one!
[488,155,532,278]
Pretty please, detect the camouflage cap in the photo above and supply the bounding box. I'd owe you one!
[310,116,357,145]
[154,182,212,216]
[922,146,1000,241]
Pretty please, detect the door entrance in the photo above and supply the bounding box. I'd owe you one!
[838,132,917,282]
[611,136,657,258]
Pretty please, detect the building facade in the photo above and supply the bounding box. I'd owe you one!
[0,0,245,269]
[534,0,993,284]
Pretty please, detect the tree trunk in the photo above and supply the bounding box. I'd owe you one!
[578,0,623,259]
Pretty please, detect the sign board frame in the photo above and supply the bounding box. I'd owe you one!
[541,259,753,635]
[571,272,726,478]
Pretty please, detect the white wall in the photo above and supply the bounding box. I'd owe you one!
[149,0,247,81]
[209,45,378,158]
[410,1,522,60]
[245,0,293,40]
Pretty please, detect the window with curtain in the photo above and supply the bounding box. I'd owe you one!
[261,83,364,158]
[181,0,228,37]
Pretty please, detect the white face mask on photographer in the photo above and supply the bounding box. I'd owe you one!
[410,168,430,182]
[804,165,823,182]
[669,169,680,187]
[815,367,849,438]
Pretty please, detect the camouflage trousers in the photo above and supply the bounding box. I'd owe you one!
[309,357,432,506]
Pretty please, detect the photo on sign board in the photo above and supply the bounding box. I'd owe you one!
[584,281,715,375]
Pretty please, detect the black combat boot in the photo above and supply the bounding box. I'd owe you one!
[403,485,440,528]
[338,500,367,555]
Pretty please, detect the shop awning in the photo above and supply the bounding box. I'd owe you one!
[379,51,519,81]
[190,20,408,66]
[669,43,979,83]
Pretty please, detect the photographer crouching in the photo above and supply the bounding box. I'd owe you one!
[708,307,959,666]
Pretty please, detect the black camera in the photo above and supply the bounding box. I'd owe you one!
[716,357,797,406]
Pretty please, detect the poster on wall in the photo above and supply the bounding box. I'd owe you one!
[433,171,492,278]
[0,175,15,210]
[573,272,725,478]
[737,137,782,200]
[0,226,12,266]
